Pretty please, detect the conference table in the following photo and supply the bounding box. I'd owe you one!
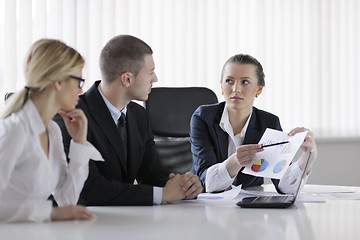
[1,184,359,240]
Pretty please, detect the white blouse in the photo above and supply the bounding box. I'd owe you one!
[0,100,103,222]
[205,106,307,193]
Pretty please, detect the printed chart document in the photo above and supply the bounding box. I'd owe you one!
[243,128,307,179]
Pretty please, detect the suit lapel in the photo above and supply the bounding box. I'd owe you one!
[214,103,229,162]
[85,81,128,176]
[243,108,262,144]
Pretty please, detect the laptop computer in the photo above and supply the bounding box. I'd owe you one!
[236,151,312,208]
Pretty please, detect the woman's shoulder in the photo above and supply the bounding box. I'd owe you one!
[252,107,280,123]
[194,102,224,117]
[0,111,27,142]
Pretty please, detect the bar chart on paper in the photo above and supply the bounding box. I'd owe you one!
[262,139,297,155]
[280,142,297,154]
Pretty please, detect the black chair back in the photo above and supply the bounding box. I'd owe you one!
[145,87,218,137]
[144,87,218,174]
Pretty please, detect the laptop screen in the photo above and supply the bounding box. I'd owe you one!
[292,151,312,201]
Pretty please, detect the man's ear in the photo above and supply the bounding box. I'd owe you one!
[119,72,133,87]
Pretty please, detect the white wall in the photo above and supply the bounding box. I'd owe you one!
[307,138,360,187]
[1,0,360,138]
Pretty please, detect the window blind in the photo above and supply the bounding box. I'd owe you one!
[0,0,359,138]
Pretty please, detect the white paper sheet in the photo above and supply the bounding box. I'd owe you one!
[243,128,307,179]
[302,184,356,193]
[318,192,360,200]
[198,185,244,200]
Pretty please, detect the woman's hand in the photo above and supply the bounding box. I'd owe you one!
[52,205,95,221]
[58,109,88,145]
[226,144,263,178]
[288,127,317,153]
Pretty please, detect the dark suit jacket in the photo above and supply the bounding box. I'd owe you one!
[55,81,168,206]
[190,102,282,192]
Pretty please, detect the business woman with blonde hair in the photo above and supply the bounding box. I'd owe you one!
[0,39,103,222]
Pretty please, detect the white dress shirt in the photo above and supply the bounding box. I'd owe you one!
[98,86,163,204]
[205,106,308,193]
[0,100,103,222]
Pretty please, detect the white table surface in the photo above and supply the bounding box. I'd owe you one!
[1,184,360,240]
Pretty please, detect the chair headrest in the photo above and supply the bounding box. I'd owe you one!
[145,87,218,137]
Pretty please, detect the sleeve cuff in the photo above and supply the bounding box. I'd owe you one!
[278,161,309,194]
[8,200,53,223]
[289,161,303,176]
[219,161,235,182]
[205,162,235,192]
[153,186,163,205]
[68,140,104,165]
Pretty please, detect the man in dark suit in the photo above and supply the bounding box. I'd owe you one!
[55,35,202,206]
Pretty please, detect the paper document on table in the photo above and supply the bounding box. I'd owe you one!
[198,185,245,200]
[295,193,326,203]
[302,185,355,194]
[318,192,360,200]
[243,128,307,179]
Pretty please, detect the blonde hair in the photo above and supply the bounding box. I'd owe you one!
[1,39,84,118]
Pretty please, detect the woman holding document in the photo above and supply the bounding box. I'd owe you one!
[190,54,317,193]
[0,39,103,222]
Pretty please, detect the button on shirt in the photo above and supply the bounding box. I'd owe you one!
[0,100,104,222]
[205,105,307,193]
[97,85,162,204]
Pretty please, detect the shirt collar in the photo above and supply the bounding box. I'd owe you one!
[97,84,127,123]
[23,99,46,135]
[219,104,252,139]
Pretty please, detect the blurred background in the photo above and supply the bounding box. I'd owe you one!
[0,0,359,186]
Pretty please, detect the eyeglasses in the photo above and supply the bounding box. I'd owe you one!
[70,75,85,89]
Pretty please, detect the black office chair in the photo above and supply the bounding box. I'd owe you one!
[144,87,218,174]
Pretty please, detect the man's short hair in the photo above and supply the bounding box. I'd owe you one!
[99,35,153,83]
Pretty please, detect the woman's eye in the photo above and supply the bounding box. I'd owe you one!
[242,80,250,85]
[225,79,233,84]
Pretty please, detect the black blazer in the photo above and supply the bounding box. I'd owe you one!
[55,81,168,206]
[190,102,282,192]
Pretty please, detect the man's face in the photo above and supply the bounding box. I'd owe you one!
[129,54,158,101]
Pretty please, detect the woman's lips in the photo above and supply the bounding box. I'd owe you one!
[230,96,244,100]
